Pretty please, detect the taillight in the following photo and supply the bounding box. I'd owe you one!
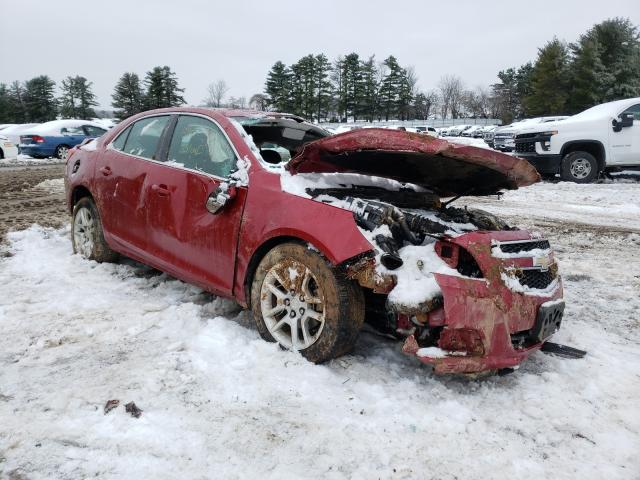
[33,135,45,143]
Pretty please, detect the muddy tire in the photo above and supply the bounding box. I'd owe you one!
[561,151,598,183]
[250,242,365,363]
[71,197,118,262]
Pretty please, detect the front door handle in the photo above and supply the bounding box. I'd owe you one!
[151,184,171,197]
[99,166,112,176]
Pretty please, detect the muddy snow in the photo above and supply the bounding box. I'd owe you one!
[1,175,639,479]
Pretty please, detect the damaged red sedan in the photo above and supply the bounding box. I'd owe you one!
[64,107,564,375]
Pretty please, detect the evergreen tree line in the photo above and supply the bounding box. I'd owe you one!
[112,66,185,120]
[492,17,640,123]
[0,66,186,123]
[264,54,421,122]
[0,75,97,123]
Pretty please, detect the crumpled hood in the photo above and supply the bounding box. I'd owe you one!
[286,129,540,196]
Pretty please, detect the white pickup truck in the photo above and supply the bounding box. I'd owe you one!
[514,98,640,182]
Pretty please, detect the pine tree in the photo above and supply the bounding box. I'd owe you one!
[144,66,185,109]
[264,61,292,113]
[59,76,98,119]
[524,39,570,115]
[112,72,145,120]
[0,84,10,123]
[161,66,185,107]
[379,56,405,121]
[24,75,57,122]
[6,81,27,123]
[567,37,609,113]
[360,56,379,122]
[585,18,640,102]
[314,54,333,122]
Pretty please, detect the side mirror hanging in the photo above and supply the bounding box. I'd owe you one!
[206,184,237,214]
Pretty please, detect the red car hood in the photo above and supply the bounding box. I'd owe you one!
[286,129,540,196]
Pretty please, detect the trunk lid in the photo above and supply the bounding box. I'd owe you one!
[286,129,540,196]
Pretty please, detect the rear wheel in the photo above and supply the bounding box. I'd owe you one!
[561,151,598,183]
[55,144,70,160]
[72,197,118,262]
[251,243,364,363]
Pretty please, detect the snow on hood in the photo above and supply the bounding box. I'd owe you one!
[286,128,540,197]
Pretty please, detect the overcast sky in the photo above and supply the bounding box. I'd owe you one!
[1,0,639,110]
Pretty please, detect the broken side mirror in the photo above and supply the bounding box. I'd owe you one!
[206,184,237,214]
[612,112,635,132]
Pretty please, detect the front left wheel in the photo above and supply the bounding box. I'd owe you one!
[250,242,365,363]
[72,197,118,262]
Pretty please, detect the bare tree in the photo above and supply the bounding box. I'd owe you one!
[204,79,229,107]
[438,74,465,119]
[249,93,268,111]
[406,65,419,97]
[227,96,247,109]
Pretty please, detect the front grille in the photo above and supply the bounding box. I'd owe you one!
[515,132,538,140]
[499,239,550,253]
[515,142,536,153]
[518,269,555,289]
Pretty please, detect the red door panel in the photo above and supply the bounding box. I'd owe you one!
[145,164,247,296]
[94,148,149,253]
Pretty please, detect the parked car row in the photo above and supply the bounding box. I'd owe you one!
[439,124,497,138]
[325,124,438,137]
[0,119,113,160]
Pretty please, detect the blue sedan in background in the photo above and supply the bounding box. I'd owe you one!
[20,120,108,159]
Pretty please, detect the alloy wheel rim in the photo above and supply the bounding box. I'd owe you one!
[58,146,69,159]
[73,207,95,258]
[570,158,591,179]
[260,259,325,350]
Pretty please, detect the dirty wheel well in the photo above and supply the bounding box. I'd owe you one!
[561,142,605,172]
[71,186,93,212]
[243,236,313,309]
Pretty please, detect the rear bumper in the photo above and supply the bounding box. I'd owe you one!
[517,153,562,175]
[19,144,55,157]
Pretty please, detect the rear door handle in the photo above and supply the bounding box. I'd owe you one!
[99,166,112,176]
[151,184,171,197]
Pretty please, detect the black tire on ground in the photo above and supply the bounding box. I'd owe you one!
[250,242,365,363]
[0,148,4,159]
[560,151,599,183]
[71,197,118,262]
[55,144,70,160]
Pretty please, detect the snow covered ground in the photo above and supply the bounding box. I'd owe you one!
[1,182,639,479]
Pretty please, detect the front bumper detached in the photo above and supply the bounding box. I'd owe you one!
[402,273,563,374]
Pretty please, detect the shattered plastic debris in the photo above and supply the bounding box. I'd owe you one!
[124,401,143,418]
[103,399,120,414]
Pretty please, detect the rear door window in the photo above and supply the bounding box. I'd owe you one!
[167,115,237,177]
[123,116,170,160]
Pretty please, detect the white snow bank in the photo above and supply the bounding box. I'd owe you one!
[0,226,639,479]
[33,178,65,194]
